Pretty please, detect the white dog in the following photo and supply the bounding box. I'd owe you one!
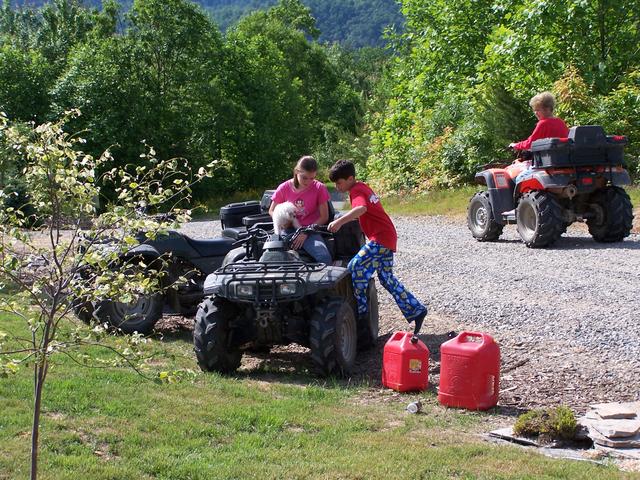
[271,201,301,235]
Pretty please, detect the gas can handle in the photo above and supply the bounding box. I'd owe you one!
[457,331,488,344]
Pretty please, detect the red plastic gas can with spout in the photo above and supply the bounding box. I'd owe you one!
[382,331,429,392]
[438,331,500,410]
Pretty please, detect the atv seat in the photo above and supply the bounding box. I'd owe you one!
[184,235,235,257]
[221,227,248,240]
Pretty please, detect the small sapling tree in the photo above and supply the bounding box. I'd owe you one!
[0,110,214,480]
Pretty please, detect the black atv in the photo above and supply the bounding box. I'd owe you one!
[193,222,379,377]
[468,125,634,248]
[73,226,237,334]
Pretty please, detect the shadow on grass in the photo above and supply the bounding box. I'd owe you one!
[152,319,526,416]
[229,330,459,392]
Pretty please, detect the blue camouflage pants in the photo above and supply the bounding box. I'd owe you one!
[348,241,427,322]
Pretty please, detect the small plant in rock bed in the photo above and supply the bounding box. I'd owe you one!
[513,406,578,443]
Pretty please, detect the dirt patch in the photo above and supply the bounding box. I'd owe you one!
[154,298,639,416]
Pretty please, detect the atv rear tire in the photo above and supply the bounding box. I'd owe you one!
[516,191,564,248]
[468,191,503,241]
[70,272,94,324]
[72,297,94,324]
[193,297,242,373]
[310,296,357,376]
[587,187,634,242]
[94,294,163,334]
[356,281,379,351]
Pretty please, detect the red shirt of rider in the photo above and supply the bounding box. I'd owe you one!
[512,117,569,151]
[349,181,397,252]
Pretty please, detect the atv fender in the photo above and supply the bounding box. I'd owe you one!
[517,168,631,195]
[123,243,161,261]
[475,170,515,225]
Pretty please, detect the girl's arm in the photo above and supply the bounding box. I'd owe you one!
[268,199,279,217]
[317,201,329,225]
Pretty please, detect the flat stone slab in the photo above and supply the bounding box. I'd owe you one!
[586,426,640,448]
[591,420,640,439]
[488,427,543,447]
[589,402,640,420]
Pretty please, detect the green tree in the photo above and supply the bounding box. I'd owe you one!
[368,0,640,192]
[0,45,50,121]
[225,0,362,189]
[52,0,229,199]
[0,110,209,479]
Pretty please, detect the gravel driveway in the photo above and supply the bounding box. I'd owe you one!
[180,214,640,412]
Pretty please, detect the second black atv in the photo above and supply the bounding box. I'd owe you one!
[193,222,379,377]
[468,125,634,248]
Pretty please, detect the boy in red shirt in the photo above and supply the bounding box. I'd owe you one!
[509,91,569,151]
[328,160,427,334]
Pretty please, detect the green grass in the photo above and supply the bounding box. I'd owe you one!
[195,183,639,220]
[0,311,630,479]
[382,185,640,218]
[381,186,479,217]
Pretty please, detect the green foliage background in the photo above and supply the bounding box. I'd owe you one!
[1,0,375,202]
[367,0,640,193]
[1,0,639,201]
[10,0,404,48]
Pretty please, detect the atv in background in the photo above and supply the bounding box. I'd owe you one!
[73,224,237,334]
[73,191,276,334]
[468,125,634,248]
[193,221,379,377]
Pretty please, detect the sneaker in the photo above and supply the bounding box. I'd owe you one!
[411,308,427,335]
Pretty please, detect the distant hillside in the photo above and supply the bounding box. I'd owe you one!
[11,0,404,48]
[203,0,403,48]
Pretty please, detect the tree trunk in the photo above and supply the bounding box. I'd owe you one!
[30,362,46,480]
[598,0,606,63]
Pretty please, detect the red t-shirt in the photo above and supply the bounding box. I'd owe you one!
[349,181,397,251]
[513,117,569,150]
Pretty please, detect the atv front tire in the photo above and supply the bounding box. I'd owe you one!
[356,280,379,351]
[193,297,242,373]
[94,294,163,334]
[587,187,634,242]
[468,191,503,241]
[310,296,357,376]
[516,191,564,248]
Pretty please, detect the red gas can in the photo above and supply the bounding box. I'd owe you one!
[382,331,429,392]
[438,331,500,410]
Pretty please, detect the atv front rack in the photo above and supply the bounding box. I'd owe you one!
[216,261,326,275]
[215,261,327,305]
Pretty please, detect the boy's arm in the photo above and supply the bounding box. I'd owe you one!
[327,205,366,232]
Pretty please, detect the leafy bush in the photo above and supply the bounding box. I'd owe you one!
[513,406,577,442]
[1,179,39,227]
[593,70,640,179]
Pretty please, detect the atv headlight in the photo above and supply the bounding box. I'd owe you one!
[236,284,254,297]
[279,283,297,295]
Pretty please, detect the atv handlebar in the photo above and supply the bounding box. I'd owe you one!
[287,224,333,244]
[231,225,270,248]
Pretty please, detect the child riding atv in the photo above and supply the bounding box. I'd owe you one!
[467,93,633,248]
